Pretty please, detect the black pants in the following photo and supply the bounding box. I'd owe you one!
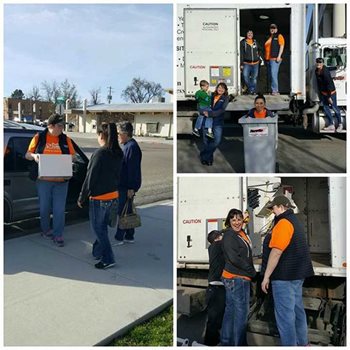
[204,285,226,346]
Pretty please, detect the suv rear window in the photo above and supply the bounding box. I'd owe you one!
[4,137,33,172]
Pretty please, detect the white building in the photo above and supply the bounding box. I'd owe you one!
[65,102,173,138]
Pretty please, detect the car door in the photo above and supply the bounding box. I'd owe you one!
[4,135,39,222]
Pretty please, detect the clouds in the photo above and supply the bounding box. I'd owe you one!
[4,4,173,102]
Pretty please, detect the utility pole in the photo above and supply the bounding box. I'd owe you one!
[107,86,113,104]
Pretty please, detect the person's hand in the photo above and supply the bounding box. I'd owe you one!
[33,154,40,163]
[77,200,83,208]
[240,65,243,71]
[203,111,209,117]
[127,189,135,199]
[328,97,333,105]
[261,276,270,294]
[276,57,281,63]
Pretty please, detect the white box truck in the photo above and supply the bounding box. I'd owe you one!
[177,176,346,345]
[177,3,347,134]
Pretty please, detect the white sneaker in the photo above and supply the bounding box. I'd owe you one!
[124,239,135,244]
[336,124,343,132]
[323,124,335,132]
[113,240,124,246]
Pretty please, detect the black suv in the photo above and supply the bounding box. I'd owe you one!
[4,120,89,223]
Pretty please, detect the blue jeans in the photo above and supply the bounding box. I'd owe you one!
[115,189,135,241]
[221,277,250,346]
[195,107,213,130]
[200,124,223,163]
[243,63,259,93]
[89,198,117,264]
[36,180,69,237]
[268,60,281,93]
[271,280,309,346]
[320,93,341,126]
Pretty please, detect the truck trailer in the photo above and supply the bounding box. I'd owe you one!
[177,176,346,346]
[177,3,347,134]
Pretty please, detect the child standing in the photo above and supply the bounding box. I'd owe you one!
[193,80,214,139]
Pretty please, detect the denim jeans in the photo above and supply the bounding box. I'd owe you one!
[200,125,223,163]
[36,180,69,237]
[243,63,259,93]
[268,60,281,93]
[271,279,309,346]
[195,107,213,130]
[89,198,117,264]
[115,189,135,241]
[221,277,250,346]
[320,93,342,126]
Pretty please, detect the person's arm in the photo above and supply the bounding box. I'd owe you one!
[126,143,142,197]
[240,40,244,69]
[207,96,229,118]
[261,248,283,293]
[77,150,101,206]
[276,34,285,62]
[25,134,40,162]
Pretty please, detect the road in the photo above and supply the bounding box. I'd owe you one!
[177,125,346,173]
[5,134,173,237]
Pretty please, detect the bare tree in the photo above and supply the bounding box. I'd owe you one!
[121,78,164,103]
[41,80,60,103]
[89,87,102,105]
[60,79,81,108]
[27,86,41,101]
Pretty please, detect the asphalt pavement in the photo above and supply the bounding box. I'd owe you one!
[4,200,173,346]
[177,124,346,173]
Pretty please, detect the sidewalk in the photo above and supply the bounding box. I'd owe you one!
[66,131,173,145]
[4,200,173,346]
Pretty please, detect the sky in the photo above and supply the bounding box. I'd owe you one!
[4,4,173,104]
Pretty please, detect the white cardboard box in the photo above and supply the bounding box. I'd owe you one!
[38,154,73,179]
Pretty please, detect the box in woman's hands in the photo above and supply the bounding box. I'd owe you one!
[38,154,72,179]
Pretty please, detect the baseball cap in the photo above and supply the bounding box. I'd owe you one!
[266,195,295,209]
[47,113,64,126]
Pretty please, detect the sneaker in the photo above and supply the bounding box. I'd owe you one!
[323,124,335,132]
[95,261,115,270]
[113,240,124,246]
[124,239,135,244]
[192,130,200,137]
[53,236,64,247]
[336,124,343,132]
[271,92,280,96]
[206,132,214,139]
[41,230,53,239]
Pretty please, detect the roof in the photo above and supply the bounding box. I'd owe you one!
[69,103,173,114]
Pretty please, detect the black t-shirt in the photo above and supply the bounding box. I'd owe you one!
[208,240,225,283]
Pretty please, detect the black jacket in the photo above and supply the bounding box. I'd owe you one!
[222,228,256,279]
[208,240,225,283]
[78,147,122,204]
[261,209,314,281]
[315,66,336,97]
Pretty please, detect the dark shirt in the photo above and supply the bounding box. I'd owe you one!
[119,138,142,191]
[315,66,336,97]
[78,147,122,203]
[208,94,230,127]
[208,240,225,283]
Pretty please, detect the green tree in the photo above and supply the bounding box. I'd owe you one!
[121,78,164,103]
[11,89,25,99]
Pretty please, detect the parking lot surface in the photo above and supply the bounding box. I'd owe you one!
[4,200,173,346]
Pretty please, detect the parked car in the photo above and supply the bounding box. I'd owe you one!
[4,120,89,223]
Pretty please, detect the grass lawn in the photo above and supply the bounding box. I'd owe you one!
[111,305,173,346]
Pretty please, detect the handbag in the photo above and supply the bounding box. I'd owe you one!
[119,198,141,230]
[108,200,119,228]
